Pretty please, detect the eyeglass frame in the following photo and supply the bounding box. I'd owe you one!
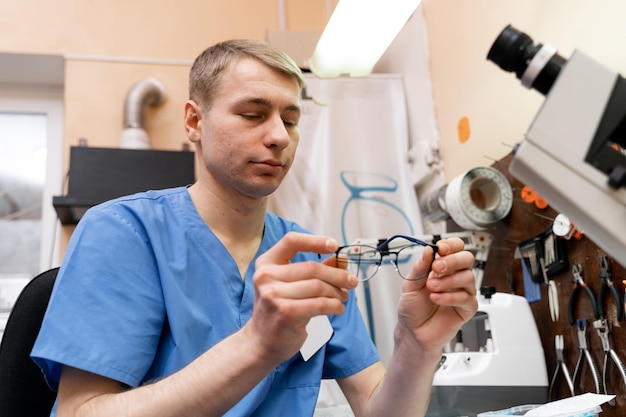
[335,234,438,281]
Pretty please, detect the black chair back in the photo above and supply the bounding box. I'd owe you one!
[0,268,59,417]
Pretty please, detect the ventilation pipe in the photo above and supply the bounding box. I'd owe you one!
[119,77,165,149]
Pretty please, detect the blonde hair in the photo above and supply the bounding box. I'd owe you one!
[189,39,304,108]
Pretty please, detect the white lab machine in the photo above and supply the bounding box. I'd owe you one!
[426,291,548,417]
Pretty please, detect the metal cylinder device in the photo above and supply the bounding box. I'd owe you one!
[421,166,513,229]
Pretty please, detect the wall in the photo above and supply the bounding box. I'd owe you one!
[0,1,328,56]
[421,0,626,182]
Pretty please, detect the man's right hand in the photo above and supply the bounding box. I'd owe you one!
[244,232,357,363]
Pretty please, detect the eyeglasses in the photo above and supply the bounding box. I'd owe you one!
[335,234,438,282]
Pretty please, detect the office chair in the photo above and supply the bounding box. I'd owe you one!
[0,267,59,417]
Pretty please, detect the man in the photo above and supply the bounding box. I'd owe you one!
[32,39,477,417]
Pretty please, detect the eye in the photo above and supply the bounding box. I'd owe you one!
[282,111,300,128]
[241,113,262,121]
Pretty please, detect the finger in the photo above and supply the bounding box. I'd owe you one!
[430,249,475,277]
[257,232,339,266]
[259,277,351,303]
[255,260,357,290]
[434,237,466,257]
[403,245,436,281]
[427,268,476,295]
[429,285,479,320]
[273,297,349,319]
[322,252,348,270]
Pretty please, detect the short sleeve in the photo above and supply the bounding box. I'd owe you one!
[322,289,380,380]
[31,203,165,389]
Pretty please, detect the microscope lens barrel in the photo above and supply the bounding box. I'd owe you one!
[487,24,566,96]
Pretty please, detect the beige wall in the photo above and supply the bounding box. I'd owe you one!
[422,0,626,181]
[2,0,334,153]
[63,60,190,151]
[1,0,326,57]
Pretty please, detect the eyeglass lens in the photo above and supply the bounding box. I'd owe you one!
[336,244,428,281]
[337,245,380,281]
[392,244,428,280]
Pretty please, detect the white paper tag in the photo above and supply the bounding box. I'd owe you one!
[525,393,615,416]
[300,315,333,361]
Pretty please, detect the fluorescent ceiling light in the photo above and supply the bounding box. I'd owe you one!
[309,0,421,78]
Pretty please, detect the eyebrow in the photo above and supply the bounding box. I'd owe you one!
[237,97,301,114]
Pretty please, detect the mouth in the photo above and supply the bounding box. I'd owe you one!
[259,159,284,167]
[252,159,286,175]
[254,157,287,168]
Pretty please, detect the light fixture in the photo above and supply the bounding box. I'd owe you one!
[309,0,422,78]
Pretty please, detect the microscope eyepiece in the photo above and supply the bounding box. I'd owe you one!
[487,24,566,96]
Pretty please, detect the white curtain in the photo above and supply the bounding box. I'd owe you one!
[271,73,424,365]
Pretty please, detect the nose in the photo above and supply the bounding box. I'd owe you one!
[264,113,291,149]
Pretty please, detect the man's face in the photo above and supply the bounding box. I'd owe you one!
[190,58,302,199]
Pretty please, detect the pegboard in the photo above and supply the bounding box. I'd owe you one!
[447,153,626,415]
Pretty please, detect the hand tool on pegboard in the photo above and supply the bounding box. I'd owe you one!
[519,227,569,284]
[592,255,626,406]
[572,318,603,395]
[568,264,600,326]
[568,265,603,394]
[592,319,626,406]
[549,334,575,400]
[519,227,568,319]
[596,256,624,323]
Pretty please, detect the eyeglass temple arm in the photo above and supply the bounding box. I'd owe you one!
[376,234,437,254]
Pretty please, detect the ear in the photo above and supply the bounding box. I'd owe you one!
[184,100,203,143]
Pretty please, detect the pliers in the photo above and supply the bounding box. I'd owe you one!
[592,319,626,406]
[568,264,599,326]
[572,319,602,395]
[549,334,575,400]
[597,256,624,322]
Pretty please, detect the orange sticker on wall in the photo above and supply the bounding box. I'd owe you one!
[458,116,470,143]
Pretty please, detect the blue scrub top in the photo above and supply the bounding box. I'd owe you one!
[32,187,379,416]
